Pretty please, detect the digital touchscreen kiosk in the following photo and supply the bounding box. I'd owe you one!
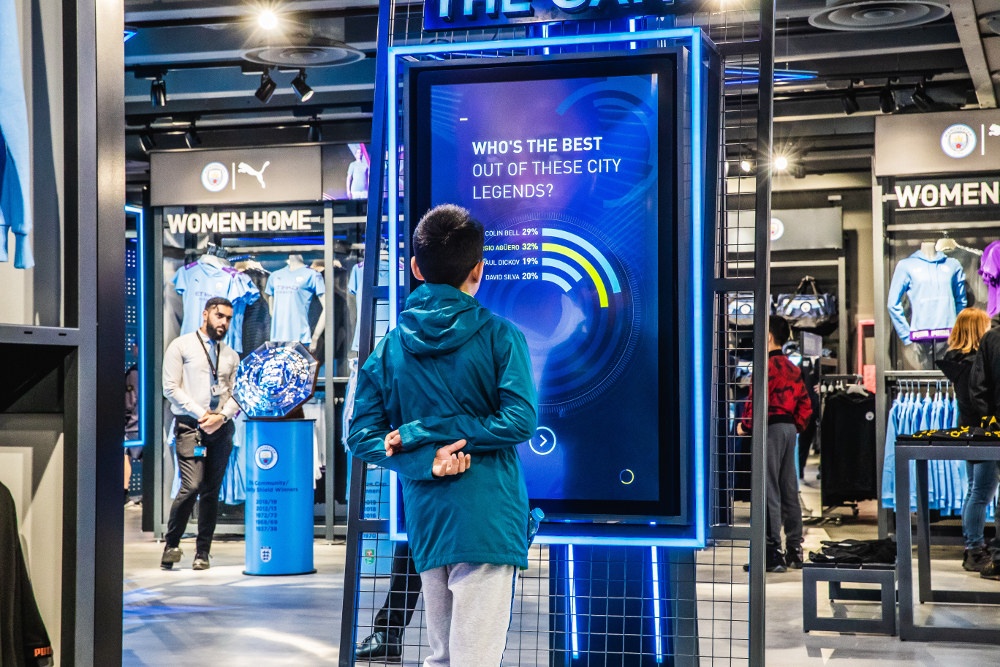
[408,53,694,526]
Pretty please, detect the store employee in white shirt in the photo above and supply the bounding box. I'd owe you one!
[161,296,240,571]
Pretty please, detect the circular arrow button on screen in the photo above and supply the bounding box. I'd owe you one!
[529,427,557,455]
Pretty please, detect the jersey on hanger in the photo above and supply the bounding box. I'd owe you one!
[173,260,259,350]
[224,268,260,353]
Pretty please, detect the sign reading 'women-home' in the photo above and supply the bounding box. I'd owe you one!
[424,0,675,31]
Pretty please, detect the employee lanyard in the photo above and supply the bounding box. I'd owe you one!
[196,331,219,383]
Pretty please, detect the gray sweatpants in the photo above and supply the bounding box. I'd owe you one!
[766,422,803,550]
[420,562,517,667]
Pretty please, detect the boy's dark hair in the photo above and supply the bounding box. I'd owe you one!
[413,204,485,288]
[768,315,791,345]
[204,296,234,312]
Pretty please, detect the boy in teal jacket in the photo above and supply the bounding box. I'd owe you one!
[348,204,538,666]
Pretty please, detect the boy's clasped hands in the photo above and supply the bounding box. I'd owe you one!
[384,429,472,478]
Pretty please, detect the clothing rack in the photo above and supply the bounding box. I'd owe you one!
[806,373,873,525]
[888,375,955,400]
[881,374,965,519]
[819,373,863,394]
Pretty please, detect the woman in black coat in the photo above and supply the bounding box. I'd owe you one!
[938,307,992,572]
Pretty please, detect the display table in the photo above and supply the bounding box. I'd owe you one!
[894,440,1000,643]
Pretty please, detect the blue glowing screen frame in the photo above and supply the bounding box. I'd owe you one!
[127,204,147,450]
[383,28,715,547]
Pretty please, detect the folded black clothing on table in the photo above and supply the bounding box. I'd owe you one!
[808,538,896,565]
[897,427,1000,442]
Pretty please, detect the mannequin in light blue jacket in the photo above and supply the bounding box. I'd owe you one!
[888,242,967,345]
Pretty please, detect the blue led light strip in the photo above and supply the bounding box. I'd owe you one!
[691,34,706,548]
[567,544,580,659]
[386,27,709,547]
[724,66,817,86]
[127,204,146,451]
[651,546,663,663]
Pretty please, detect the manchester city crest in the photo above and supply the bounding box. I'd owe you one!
[940,124,977,159]
[201,161,230,192]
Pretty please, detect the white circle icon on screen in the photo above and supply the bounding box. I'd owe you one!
[940,124,977,159]
[529,427,557,455]
[201,162,230,192]
[620,469,635,485]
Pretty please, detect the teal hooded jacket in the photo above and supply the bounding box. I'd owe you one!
[347,282,538,573]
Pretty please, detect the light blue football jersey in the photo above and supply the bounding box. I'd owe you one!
[173,260,260,351]
[224,268,260,353]
[266,265,325,344]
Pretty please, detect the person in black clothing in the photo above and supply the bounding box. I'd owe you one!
[0,481,54,666]
[968,308,1000,579]
[938,308,992,572]
[355,542,421,661]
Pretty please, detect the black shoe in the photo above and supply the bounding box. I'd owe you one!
[192,553,210,571]
[160,546,182,570]
[356,628,402,662]
[981,560,1000,580]
[741,550,787,573]
[766,549,787,573]
[785,548,804,570]
[964,546,992,572]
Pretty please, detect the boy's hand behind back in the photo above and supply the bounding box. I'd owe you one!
[433,439,471,477]
[384,429,403,456]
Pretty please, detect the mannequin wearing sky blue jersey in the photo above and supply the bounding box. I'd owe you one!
[265,254,326,352]
[888,241,967,346]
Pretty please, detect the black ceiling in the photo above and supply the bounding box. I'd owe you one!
[123,0,1000,186]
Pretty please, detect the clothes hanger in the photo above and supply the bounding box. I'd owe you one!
[936,232,983,256]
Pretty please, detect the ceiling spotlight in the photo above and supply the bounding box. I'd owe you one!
[184,124,201,149]
[150,76,167,108]
[138,132,156,154]
[912,81,934,111]
[739,159,752,173]
[774,155,789,171]
[291,69,314,102]
[307,121,323,143]
[258,9,279,30]
[879,82,896,114]
[841,83,859,115]
[255,70,277,103]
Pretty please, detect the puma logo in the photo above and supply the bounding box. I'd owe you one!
[237,161,271,188]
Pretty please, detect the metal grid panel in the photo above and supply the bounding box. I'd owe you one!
[343,4,771,666]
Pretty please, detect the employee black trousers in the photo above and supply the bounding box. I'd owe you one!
[374,541,421,629]
[165,416,234,555]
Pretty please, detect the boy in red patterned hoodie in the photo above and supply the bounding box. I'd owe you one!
[738,315,813,572]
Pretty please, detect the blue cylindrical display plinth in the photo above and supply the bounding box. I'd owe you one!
[244,419,316,576]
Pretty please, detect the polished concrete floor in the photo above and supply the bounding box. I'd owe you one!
[121,459,1000,666]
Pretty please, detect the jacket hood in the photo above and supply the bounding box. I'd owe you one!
[397,283,493,357]
[909,249,947,264]
[937,349,974,384]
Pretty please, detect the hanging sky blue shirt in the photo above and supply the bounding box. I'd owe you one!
[887,250,967,344]
[266,265,325,344]
[0,0,33,269]
[173,260,259,345]
[223,268,260,353]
